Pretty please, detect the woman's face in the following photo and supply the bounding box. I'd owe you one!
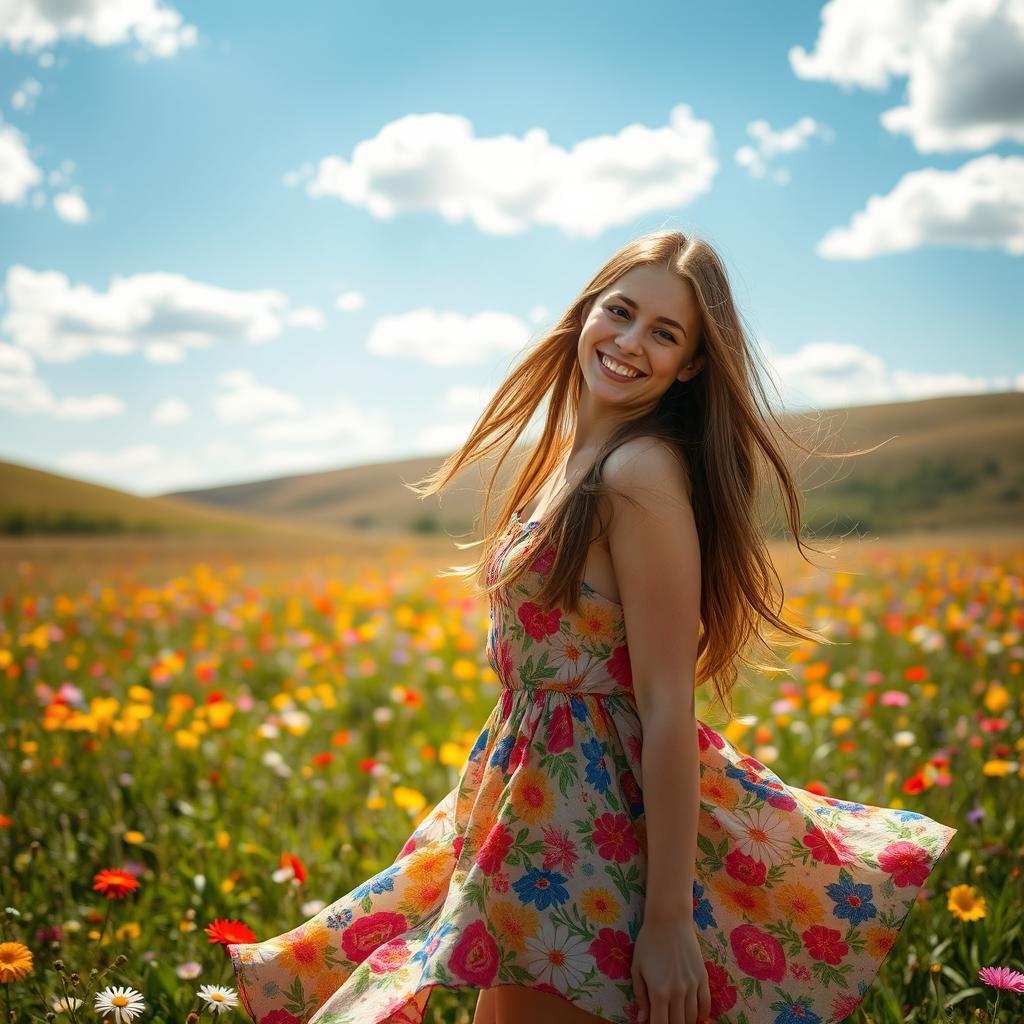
[577,264,705,411]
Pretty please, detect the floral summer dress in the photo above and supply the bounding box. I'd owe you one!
[227,513,958,1024]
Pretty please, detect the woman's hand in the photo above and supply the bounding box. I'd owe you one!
[630,914,711,1024]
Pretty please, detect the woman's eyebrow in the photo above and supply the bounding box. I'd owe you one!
[608,292,687,338]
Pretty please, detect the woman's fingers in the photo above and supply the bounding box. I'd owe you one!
[631,967,650,1023]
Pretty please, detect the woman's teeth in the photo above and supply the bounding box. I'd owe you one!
[599,351,643,380]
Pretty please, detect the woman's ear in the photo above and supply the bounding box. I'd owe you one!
[677,350,706,383]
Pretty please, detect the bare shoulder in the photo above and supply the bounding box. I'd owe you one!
[600,435,692,520]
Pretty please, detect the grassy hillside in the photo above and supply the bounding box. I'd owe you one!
[166,391,1024,537]
[4,392,1022,539]
[0,458,352,542]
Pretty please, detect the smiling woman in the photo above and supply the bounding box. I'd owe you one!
[227,229,957,1024]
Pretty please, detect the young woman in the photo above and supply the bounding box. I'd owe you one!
[227,230,957,1024]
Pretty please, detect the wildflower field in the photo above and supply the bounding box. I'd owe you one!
[0,531,1022,1024]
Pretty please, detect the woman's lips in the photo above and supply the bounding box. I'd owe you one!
[596,349,646,382]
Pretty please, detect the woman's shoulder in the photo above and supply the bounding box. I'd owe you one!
[601,435,692,504]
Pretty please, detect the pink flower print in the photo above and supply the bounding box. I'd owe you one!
[705,960,738,1021]
[592,812,640,863]
[724,848,767,887]
[531,547,556,575]
[452,834,465,860]
[541,825,579,875]
[803,825,858,865]
[831,992,865,1020]
[546,702,574,754]
[801,924,849,965]
[509,733,531,772]
[447,919,499,986]
[340,910,409,965]
[518,601,562,641]
[492,869,510,893]
[589,926,633,980]
[878,840,933,887]
[476,823,513,875]
[730,923,787,982]
[367,938,411,974]
[606,644,633,689]
[698,721,726,752]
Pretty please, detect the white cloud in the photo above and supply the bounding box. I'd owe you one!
[367,308,531,366]
[817,153,1024,259]
[735,116,834,184]
[53,190,89,223]
[765,339,1023,409]
[255,400,394,473]
[0,340,122,418]
[1,266,323,363]
[283,305,326,330]
[57,444,200,494]
[790,0,1024,153]
[213,369,303,425]
[411,384,494,455]
[152,397,190,425]
[293,103,719,239]
[0,0,198,59]
[11,77,41,113]
[337,290,364,312]
[0,116,43,204]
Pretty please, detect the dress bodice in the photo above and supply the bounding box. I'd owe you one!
[484,513,635,699]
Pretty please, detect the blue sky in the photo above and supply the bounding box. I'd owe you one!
[1,0,1021,496]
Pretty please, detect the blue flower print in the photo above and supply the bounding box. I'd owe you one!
[770,997,822,1024]
[826,869,878,925]
[325,905,353,931]
[351,863,401,901]
[570,695,589,723]
[582,737,610,793]
[512,867,570,911]
[490,735,515,772]
[468,727,489,763]
[692,880,717,931]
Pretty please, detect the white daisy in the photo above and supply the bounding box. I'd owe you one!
[523,920,592,991]
[50,996,83,1014]
[197,985,239,1014]
[730,804,791,867]
[93,985,146,1024]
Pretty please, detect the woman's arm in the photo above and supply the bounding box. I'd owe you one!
[603,436,702,916]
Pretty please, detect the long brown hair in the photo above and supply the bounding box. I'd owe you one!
[407,229,881,719]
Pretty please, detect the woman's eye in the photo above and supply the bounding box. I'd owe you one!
[609,306,675,343]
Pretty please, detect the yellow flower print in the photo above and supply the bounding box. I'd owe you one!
[771,882,823,927]
[581,886,621,925]
[511,768,556,825]
[491,899,541,953]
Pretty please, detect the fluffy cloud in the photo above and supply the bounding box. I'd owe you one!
[766,340,1024,410]
[367,308,531,366]
[53,190,89,223]
[790,0,1024,153]
[56,445,200,494]
[817,153,1024,258]
[213,369,303,425]
[11,77,41,113]
[415,384,494,455]
[152,397,190,425]
[0,116,43,204]
[0,0,198,59]
[735,116,834,184]
[336,290,364,313]
[1,266,323,363]
[0,340,122,419]
[291,104,718,239]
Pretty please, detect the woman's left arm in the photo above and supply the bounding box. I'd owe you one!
[603,438,709,1023]
[604,438,703,906]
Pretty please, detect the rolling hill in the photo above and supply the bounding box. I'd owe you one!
[165,391,1024,537]
[2,391,1022,539]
